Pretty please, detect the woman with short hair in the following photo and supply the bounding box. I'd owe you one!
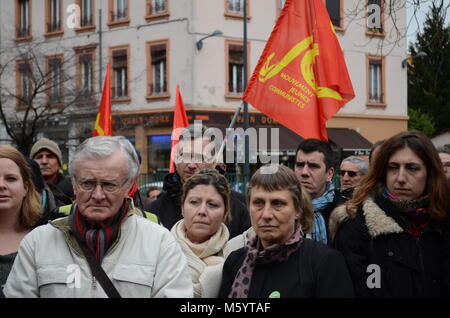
[171,168,231,298]
[219,165,354,298]
[330,130,450,297]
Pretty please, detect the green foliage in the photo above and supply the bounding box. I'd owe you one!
[408,108,436,137]
[408,2,450,134]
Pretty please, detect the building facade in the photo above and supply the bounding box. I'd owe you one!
[0,0,407,173]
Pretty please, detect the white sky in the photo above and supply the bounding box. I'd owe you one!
[406,1,450,47]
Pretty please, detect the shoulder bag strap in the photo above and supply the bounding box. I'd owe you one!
[75,236,121,298]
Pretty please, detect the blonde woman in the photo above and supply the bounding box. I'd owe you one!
[0,145,41,291]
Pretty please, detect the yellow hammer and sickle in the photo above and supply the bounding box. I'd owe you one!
[94,112,105,136]
[259,35,342,101]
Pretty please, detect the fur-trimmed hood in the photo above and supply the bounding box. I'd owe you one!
[329,198,403,240]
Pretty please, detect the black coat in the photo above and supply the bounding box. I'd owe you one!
[149,172,251,238]
[330,194,447,297]
[218,239,354,298]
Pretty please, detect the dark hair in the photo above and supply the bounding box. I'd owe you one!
[369,139,385,164]
[146,186,161,197]
[26,158,45,193]
[247,165,314,233]
[436,146,450,155]
[181,168,231,223]
[295,139,334,170]
[351,131,449,221]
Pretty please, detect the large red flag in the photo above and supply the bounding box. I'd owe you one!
[169,85,189,173]
[93,63,113,136]
[243,0,355,140]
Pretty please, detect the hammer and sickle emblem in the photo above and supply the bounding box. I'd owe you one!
[258,35,342,101]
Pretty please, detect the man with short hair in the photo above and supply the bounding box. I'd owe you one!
[339,156,368,191]
[4,136,193,298]
[437,146,450,181]
[147,187,161,201]
[149,124,251,238]
[30,137,74,199]
[294,139,348,245]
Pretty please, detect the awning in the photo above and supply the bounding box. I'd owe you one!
[217,126,372,156]
[327,128,373,156]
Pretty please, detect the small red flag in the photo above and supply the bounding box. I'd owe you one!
[243,0,355,140]
[93,63,113,136]
[169,85,189,173]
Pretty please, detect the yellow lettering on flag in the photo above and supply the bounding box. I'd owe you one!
[258,36,342,101]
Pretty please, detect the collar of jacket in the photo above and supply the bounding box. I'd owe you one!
[49,198,142,257]
[329,198,403,240]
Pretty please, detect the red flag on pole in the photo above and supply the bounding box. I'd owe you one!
[243,0,355,140]
[169,85,189,173]
[93,63,113,136]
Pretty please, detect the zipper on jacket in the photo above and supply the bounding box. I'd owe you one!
[92,276,97,291]
[415,238,427,295]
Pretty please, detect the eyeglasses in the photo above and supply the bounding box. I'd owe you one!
[76,180,127,193]
[339,170,359,178]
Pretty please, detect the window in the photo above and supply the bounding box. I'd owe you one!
[225,0,250,19]
[15,0,31,39]
[147,135,171,172]
[75,0,95,30]
[111,46,130,100]
[226,40,249,97]
[45,0,62,35]
[366,0,384,35]
[47,56,63,103]
[109,0,129,26]
[75,45,96,98]
[16,60,32,106]
[367,56,385,106]
[146,0,169,18]
[147,41,169,98]
[326,0,343,30]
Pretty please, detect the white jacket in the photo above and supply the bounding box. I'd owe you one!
[4,210,193,298]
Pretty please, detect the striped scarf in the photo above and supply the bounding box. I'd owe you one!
[69,200,129,262]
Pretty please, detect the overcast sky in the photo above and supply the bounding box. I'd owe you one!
[406,1,450,47]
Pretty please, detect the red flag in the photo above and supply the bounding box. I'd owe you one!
[93,63,113,136]
[169,85,189,173]
[243,0,355,140]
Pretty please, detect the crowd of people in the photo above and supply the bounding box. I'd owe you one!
[0,125,449,298]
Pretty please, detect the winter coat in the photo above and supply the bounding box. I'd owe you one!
[149,172,251,238]
[3,205,193,298]
[329,195,447,297]
[218,238,354,298]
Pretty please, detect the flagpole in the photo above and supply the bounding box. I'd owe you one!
[215,101,244,163]
[243,0,250,186]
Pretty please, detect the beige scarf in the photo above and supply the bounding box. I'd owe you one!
[172,220,229,297]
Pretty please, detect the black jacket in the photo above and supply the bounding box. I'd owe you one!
[149,172,251,238]
[330,193,447,297]
[218,239,354,298]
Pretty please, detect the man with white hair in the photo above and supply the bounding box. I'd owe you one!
[339,156,368,192]
[4,136,193,298]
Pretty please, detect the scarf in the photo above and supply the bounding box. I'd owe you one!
[228,224,304,298]
[310,181,335,245]
[171,220,229,298]
[381,188,430,238]
[69,200,130,262]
